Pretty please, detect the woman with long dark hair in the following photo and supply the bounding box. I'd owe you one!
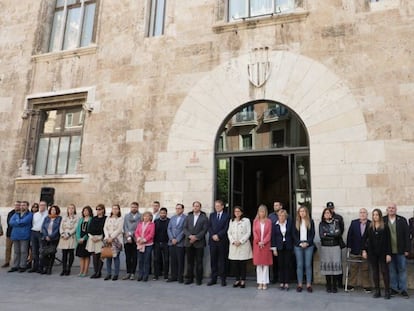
[86,204,107,279]
[319,207,342,293]
[75,205,93,277]
[227,206,252,288]
[362,209,392,299]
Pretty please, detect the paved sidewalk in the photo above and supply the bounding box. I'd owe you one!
[0,268,413,311]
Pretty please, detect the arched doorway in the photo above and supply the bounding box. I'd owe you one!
[215,100,311,220]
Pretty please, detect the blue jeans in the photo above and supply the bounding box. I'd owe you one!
[294,245,314,285]
[106,252,120,276]
[389,254,407,292]
[137,245,153,279]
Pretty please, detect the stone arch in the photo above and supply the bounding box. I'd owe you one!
[156,51,374,210]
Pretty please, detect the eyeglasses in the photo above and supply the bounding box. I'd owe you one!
[96,208,103,211]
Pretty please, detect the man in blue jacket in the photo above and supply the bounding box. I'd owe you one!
[8,201,33,272]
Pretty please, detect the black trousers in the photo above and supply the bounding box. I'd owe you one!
[369,254,390,291]
[278,248,292,284]
[124,242,137,274]
[61,249,74,271]
[209,243,228,281]
[92,253,103,275]
[169,245,185,281]
[231,259,247,281]
[272,254,279,282]
[154,242,169,278]
[186,246,204,282]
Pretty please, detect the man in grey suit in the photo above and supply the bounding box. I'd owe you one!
[167,203,187,283]
[183,201,209,285]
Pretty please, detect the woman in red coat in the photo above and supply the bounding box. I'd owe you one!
[253,204,273,289]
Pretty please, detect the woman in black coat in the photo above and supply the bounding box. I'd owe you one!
[271,209,293,290]
[362,209,392,299]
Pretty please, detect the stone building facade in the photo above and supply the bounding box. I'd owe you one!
[0,0,414,284]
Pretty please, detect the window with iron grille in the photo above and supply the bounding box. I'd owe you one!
[25,93,87,176]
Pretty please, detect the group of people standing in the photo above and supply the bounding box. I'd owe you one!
[1,199,413,299]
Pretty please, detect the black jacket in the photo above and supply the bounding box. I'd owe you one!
[362,224,392,257]
[383,215,410,254]
[319,219,342,247]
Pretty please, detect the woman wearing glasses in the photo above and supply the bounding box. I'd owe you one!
[86,204,107,279]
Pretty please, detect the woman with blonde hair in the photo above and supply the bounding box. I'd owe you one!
[271,209,293,290]
[135,211,155,281]
[292,205,315,293]
[252,204,272,290]
[58,203,78,276]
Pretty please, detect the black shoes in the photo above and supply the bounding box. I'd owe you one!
[166,278,177,283]
[184,279,193,285]
[373,290,381,298]
[112,275,118,281]
[390,289,399,296]
[401,291,409,299]
[104,275,112,280]
[8,268,18,273]
[207,280,217,286]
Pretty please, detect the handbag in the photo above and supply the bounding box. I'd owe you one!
[100,243,113,258]
[41,243,57,256]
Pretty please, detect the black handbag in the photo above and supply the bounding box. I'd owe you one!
[41,243,57,256]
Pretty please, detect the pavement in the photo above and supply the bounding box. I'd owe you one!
[0,266,413,311]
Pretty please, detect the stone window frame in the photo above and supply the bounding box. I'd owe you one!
[48,0,99,52]
[213,0,309,33]
[369,0,400,11]
[146,0,167,37]
[20,87,95,179]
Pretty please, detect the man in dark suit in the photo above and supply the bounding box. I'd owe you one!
[207,200,230,286]
[268,201,282,283]
[183,201,209,285]
[346,208,371,292]
[383,203,410,298]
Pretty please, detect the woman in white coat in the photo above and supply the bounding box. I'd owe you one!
[227,206,252,288]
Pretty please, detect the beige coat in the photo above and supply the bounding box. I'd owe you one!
[103,216,124,244]
[58,215,79,249]
[227,217,252,260]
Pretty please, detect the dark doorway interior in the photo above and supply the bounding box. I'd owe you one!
[233,155,290,221]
